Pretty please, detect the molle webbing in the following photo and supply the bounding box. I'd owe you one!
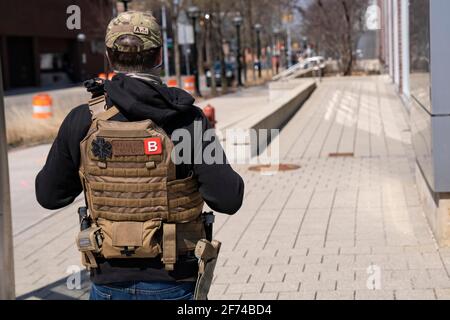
[93,197,167,208]
[86,166,168,178]
[90,182,167,193]
[90,179,204,223]
[90,153,163,163]
[79,96,205,270]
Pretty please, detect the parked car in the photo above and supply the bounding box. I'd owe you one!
[206,62,235,87]
[302,56,325,69]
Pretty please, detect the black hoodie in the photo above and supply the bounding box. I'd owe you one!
[35,74,244,284]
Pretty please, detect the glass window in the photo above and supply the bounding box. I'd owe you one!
[409,0,431,111]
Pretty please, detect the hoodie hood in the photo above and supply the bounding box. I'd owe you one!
[104,73,196,125]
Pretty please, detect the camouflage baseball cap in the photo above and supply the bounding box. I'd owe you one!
[105,11,162,52]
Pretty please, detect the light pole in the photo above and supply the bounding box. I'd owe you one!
[233,16,243,87]
[254,23,262,78]
[0,55,15,300]
[161,3,170,79]
[77,33,87,82]
[281,13,294,68]
[273,27,281,74]
[188,6,202,97]
[121,0,132,12]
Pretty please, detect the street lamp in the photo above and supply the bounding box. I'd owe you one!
[254,23,262,78]
[77,33,87,82]
[273,27,281,74]
[187,6,202,97]
[233,16,243,87]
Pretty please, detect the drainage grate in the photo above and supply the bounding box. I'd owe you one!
[329,153,354,158]
[248,164,301,173]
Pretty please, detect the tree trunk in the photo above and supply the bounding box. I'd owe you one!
[341,0,353,76]
[215,1,228,94]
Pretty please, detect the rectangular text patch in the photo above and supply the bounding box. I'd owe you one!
[144,138,163,155]
[112,140,145,156]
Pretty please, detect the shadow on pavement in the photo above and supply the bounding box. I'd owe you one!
[17,271,91,300]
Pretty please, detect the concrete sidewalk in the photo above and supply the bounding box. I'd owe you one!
[10,82,295,299]
[210,76,450,300]
[11,76,450,300]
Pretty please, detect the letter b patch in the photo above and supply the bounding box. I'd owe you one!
[144,138,163,155]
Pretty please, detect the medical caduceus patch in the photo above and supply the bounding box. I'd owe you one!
[92,137,113,161]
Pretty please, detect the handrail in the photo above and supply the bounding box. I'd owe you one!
[272,62,306,81]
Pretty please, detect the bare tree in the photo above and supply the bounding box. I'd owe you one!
[131,0,304,87]
[298,0,369,75]
[166,0,184,86]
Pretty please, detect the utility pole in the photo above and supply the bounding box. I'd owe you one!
[0,56,15,300]
[162,4,170,80]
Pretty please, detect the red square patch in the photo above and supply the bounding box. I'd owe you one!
[144,138,163,155]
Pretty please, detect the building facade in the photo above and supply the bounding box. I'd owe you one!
[381,0,450,246]
[0,0,114,90]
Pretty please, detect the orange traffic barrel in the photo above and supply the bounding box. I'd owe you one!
[32,94,53,119]
[183,76,195,95]
[167,78,178,88]
[99,73,116,80]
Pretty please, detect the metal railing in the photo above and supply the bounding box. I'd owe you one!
[272,61,308,81]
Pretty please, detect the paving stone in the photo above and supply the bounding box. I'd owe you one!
[278,291,316,300]
[227,283,264,295]
[241,292,279,300]
[395,289,436,300]
[355,290,395,300]
[262,282,300,293]
[316,290,354,300]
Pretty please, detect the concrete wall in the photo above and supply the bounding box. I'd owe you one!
[251,81,316,156]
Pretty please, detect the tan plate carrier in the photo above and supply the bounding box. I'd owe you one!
[77,95,205,271]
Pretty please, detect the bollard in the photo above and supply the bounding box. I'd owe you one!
[203,104,217,128]
[32,94,53,119]
[183,76,196,95]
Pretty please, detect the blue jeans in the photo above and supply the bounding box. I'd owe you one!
[90,281,196,300]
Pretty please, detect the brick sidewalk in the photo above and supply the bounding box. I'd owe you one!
[13,76,450,300]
